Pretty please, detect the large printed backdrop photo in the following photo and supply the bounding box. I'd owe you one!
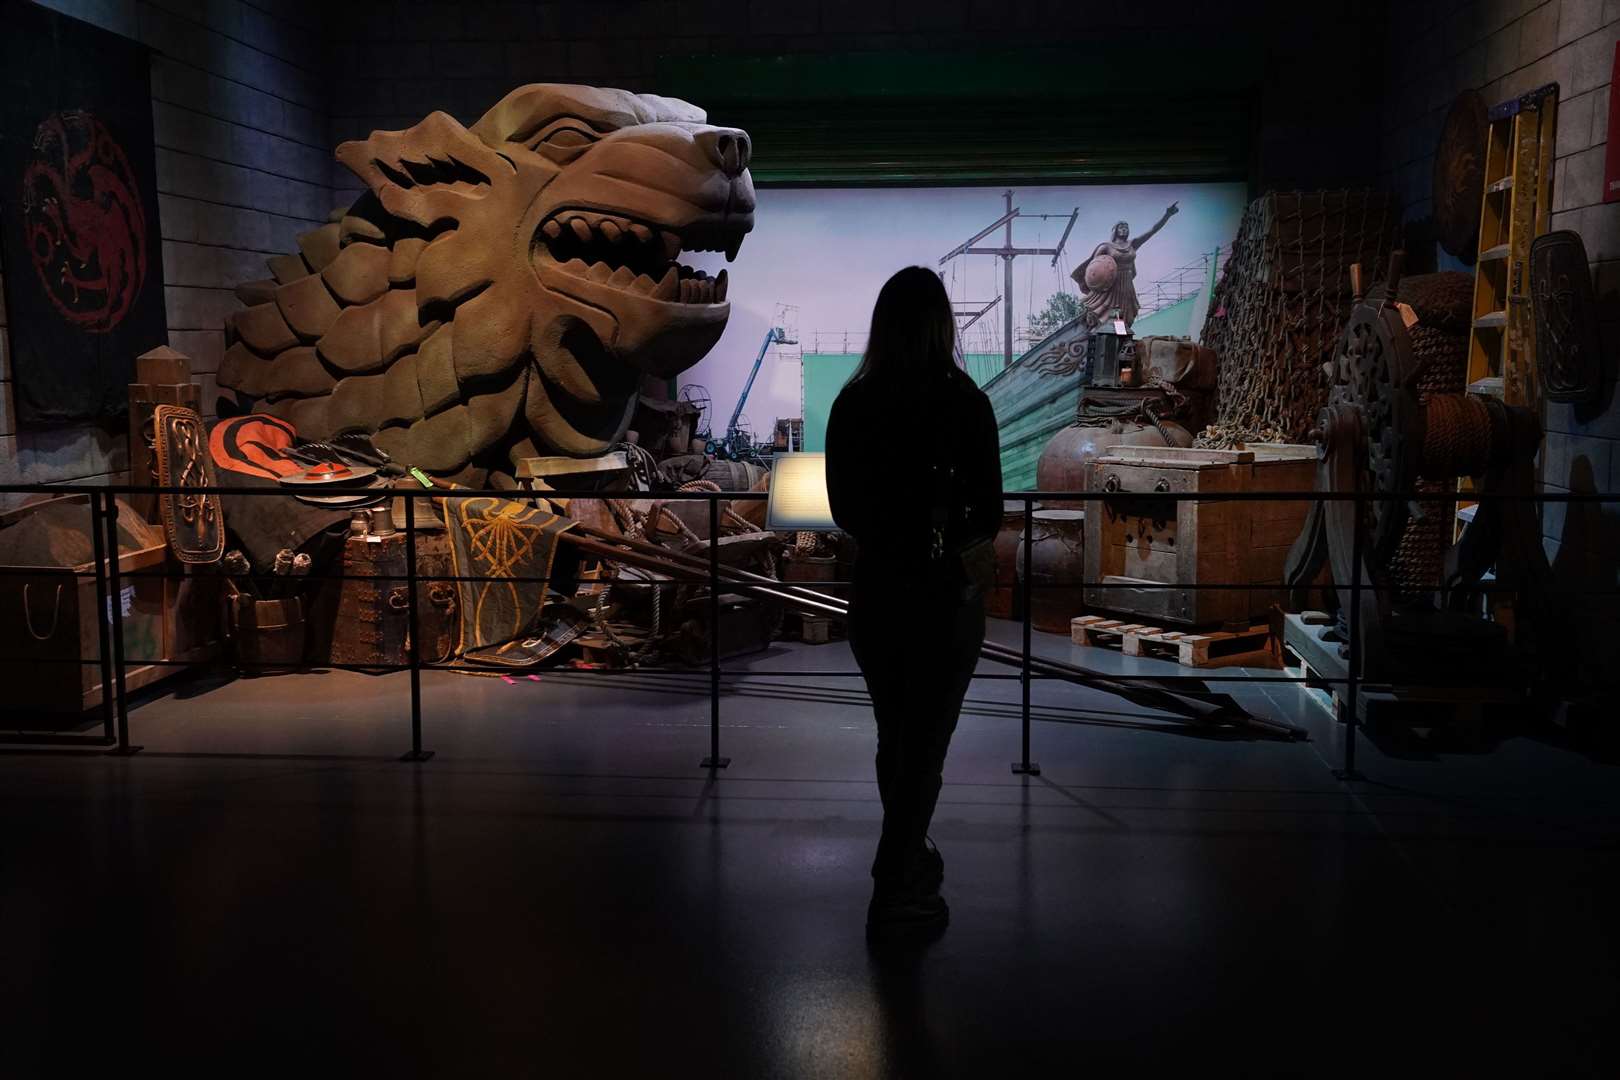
[1,0,167,426]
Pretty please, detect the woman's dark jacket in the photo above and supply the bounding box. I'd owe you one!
[824,366,1002,588]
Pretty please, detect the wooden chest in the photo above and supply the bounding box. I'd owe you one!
[1084,445,1315,626]
[0,502,167,716]
[328,529,458,669]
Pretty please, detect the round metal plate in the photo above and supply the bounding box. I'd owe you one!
[290,483,391,508]
[1433,91,1487,262]
[278,463,379,487]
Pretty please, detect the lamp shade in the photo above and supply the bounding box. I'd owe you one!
[765,453,836,532]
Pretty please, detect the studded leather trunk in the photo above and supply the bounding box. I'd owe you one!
[329,530,457,669]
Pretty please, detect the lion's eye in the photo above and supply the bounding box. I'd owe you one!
[540,126,595,149]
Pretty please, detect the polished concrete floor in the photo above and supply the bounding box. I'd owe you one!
[4,620,1619,1076]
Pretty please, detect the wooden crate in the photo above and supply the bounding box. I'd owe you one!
[0,499,168,715]
[1084,445,1314,626]
[800,616,844,645]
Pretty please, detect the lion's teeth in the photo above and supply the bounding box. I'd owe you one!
[653,266,679,299]
[714,268,728,301]
[725,236,742,262]
[564,258,589,275]
[679,279,695,303]
[609,265,634,286]
[632,273,655,294]
[659,230,682,260]
[599,220,622,243]
[570,218,593,243]
[542,219,562,240]
[587,261,612,282]
[628,223,653,244]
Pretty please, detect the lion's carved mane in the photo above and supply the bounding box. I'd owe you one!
[219,83,755,475]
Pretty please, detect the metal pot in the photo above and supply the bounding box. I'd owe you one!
[1036,419,1190,509]
[986,502,1025,619]
[1017,508,1087,634]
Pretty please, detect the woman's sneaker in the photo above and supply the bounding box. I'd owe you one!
[918,836,944,894]
[866,885,949,941]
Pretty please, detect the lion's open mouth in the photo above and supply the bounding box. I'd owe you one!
[535,209,744,304]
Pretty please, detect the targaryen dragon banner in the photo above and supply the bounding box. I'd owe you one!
[0,0,166,425]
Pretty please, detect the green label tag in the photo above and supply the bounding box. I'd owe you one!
[409,466,433,488]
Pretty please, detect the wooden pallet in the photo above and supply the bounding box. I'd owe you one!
[1125,624,1277,668]
[1072,615,1279,667]
[1069,616,1165,651]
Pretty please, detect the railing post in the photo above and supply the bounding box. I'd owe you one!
[1338,489,1364,781]
[1013,494,1039,775]
[401,493,434,762]
[702,494,729,769]
[88,489,116,746]
[100,489,139,755]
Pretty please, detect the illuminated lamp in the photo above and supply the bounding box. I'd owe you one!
[765,453,836,532]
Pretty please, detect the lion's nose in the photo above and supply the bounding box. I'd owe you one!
[696,127,751,176]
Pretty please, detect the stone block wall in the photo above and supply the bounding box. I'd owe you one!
[1380,0,1620,676]
[0,0,335,506]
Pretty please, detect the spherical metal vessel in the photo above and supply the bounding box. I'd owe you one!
[1084,253,1118,292]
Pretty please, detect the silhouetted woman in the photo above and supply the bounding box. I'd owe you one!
[825,266,1003,939]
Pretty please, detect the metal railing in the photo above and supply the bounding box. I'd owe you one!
[0,482,1613,781]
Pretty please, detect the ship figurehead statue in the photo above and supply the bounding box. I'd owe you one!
[1070,201,1179,330]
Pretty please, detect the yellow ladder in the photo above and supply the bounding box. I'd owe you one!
[1468,83,1557,407]
[1459,83,1558,535]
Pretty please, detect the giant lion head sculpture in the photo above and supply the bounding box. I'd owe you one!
[218,84,755,475]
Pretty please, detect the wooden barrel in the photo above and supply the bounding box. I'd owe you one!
[1017,509,1086,634]
[986,502,1024,619]
[702,459,768,491]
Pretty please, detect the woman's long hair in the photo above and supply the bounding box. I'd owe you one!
[849,266,961,385]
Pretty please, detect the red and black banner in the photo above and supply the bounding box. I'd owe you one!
[1,0,166,425]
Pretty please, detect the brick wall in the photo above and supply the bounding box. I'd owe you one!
[0,0,334,507]
[1380,0,1620,675]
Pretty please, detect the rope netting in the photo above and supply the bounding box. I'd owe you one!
[1197,190,1398,448]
